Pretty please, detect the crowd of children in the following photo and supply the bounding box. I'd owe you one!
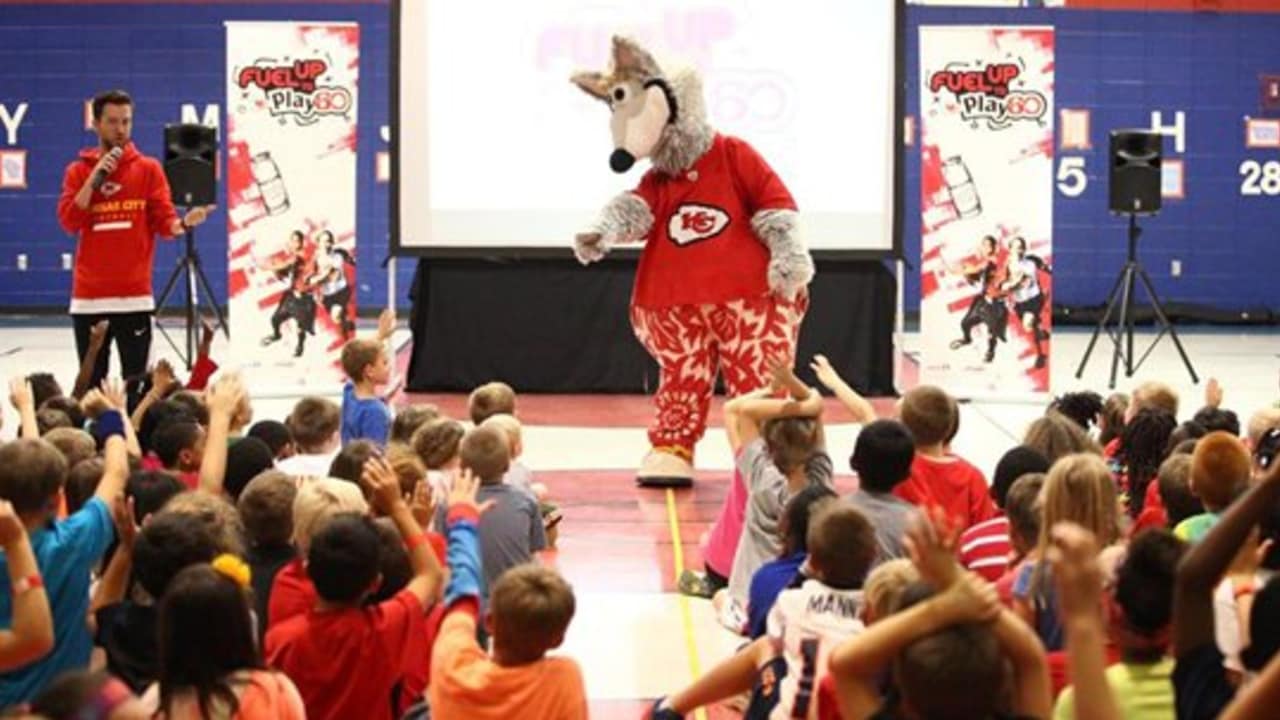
[1,312,1280,720]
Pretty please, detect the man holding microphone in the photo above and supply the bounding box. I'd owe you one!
[57,90,215,398]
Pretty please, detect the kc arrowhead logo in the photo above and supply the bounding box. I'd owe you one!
[100,181,123,197]
[668,203,730,246]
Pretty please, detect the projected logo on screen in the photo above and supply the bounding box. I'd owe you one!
[236,59,353,126]
[928,63,1046,130]
[667,204,730,246]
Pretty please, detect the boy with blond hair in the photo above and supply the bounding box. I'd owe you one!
[469,381,516,425]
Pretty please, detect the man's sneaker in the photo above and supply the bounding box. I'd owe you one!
[260,334,280,347]
[648,698,684,719]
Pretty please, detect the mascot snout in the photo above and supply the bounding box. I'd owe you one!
[609,149,636,173]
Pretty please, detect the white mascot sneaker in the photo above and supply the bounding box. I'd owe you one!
[636,449,694,488]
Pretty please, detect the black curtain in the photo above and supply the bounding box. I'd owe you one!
[407,257,896,396]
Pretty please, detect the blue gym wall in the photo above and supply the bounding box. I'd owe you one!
[0,2,1276,314]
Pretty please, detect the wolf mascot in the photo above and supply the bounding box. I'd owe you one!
[572,36,814,487]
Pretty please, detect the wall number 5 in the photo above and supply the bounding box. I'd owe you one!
[1240,160,1280,196]
[1057,157,1087,197]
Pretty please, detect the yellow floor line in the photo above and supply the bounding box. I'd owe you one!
[665,488,709,720]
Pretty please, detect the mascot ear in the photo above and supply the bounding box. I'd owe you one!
[611,35,660,77]
[571,71,611,103]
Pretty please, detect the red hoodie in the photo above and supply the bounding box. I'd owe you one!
[57,142,179,313]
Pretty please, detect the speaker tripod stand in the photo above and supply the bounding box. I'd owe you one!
[155,219,229,370]
[1075,213,1198,389]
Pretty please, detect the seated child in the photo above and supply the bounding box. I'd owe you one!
[93,511,222,693]
[435,426,546,597]
[995,472,1047,604]
[1174,431,1251,543]
[1013,453,1121,652]
[266,477,369,628]
[222,437,275,500]
[746,484,837,638]
[412,417,466,516]
[265,456,442,720]
[0,423,127,706]
[1157,454,1202,529]
[827,513,1051,720]
[684,355,872,601]
[960,445,1050,582]
[848,419,918,564]
[468,381,516,426]
[1053,528,1186,720]
[277,397,342,478]
[150,421,205,489]
[719,360,831,633]
[893,385,997,529]
[481,413,562,547]
[248,419,297,462]
[327,440,379,486]
[651,500,878,719]
[430,473,586,719]
[390,403,440,445]
[237,470,299,641]
[340,335,393,445]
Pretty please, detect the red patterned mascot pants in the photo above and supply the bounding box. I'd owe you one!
[630,292,808,460]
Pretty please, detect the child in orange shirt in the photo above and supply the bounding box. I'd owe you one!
[429,470,587,720]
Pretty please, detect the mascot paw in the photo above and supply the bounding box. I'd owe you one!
[767,250,815,301]
[574,231,609,265]
[636,449,694,488]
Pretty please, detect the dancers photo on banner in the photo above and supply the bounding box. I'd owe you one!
[948,233,1052,367]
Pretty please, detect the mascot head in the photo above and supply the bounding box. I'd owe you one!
[571,36,714,176]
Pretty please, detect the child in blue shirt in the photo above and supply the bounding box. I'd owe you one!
[340,310,396,445]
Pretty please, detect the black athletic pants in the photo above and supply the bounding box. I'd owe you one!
[72,311,153,404]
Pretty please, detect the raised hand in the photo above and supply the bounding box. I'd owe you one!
[1204,378,1223,410]
[810,354,844,390]
[905,505,963,589]
[151,359,179,397]
[111,495,140,549]
[936,571,1001,625]
[361,454,404,515]
[409,479,437,528]
[100,377,127,410]
[448,468,495,515]
[377,308,396,343]
[8,377,33,412]
[206,374,246,418]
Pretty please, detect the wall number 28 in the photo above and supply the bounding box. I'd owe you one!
[1240,160,1280,196]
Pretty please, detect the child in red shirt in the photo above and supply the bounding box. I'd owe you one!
[893,386,996,530]
[265,457,442,720]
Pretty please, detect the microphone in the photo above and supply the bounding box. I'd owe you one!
[91,146,123,190]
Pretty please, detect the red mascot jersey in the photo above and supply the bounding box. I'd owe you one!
[57,142,179,314]
[629,133,796,310]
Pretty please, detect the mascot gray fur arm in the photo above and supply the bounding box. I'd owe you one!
[753,208,814,300]
[573,192,653,264]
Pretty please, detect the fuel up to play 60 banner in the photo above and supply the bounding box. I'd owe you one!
[919,26,1054,397]
[225,21,360,388]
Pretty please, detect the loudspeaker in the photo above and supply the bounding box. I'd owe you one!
[1109,130,1162,215]
[163,123,217,207]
